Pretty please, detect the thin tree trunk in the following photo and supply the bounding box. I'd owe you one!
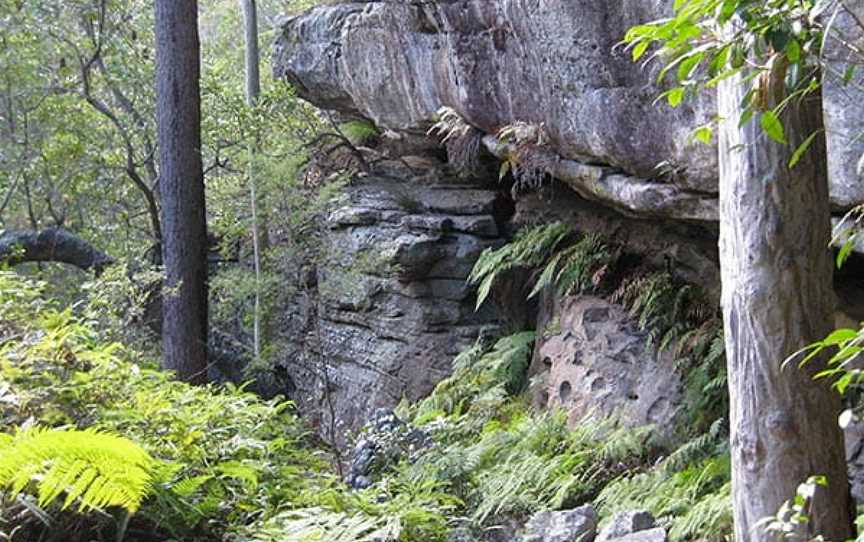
[718,55,853,541]
[155,0,208,384]
[241,0,260,102]
[241,0,262,361]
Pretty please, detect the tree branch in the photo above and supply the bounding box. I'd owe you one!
[0,228,113,273]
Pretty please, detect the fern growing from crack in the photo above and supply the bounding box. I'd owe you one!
[469,223,614,310]
[428,107,484,176]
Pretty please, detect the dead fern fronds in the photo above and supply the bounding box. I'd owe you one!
[428,107,484,175]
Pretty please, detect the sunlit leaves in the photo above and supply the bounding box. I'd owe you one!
[622,0,833,153]
[692,124,714,145]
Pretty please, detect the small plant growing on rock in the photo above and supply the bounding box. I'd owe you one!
[469,222,615,310]
[496,121,559,196]
[428,107,484,176]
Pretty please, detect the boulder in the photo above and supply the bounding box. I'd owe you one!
[521,505,598,542]
[533,295,682,434]
[346,409,430,488]
[607,528,667,542]
[596,511,656,542]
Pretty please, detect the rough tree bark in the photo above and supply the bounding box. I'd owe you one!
[155,0,208,383]
[718,55,853,541]
[0,228,112,272]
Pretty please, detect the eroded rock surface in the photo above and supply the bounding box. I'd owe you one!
[273,175,508,442]
[596,511,657,542]
[521,505,598,542]
[533,295,682,433]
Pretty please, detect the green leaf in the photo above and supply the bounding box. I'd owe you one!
[738,107,755,128]
[632,40,651,61]
[835,372,855,394]
[667,87,686,107]
[677,52,704,82]
[767,29,790,54]
[838,237,857,269]
[788,130,820,168]
[822,328,858,346]
[785,39,801,63]
[692,125,713,145]
[844,65,857,85]
[719,0,738,22]
[760,111,786,144]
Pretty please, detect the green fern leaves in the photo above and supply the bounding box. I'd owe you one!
[0,426,157,513]
[469,223,613,310]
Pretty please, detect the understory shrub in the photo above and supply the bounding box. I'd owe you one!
[0,271,733,542]
[0,272,326,541]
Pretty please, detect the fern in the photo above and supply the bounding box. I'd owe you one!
[663,419,726,472]
[528,233,613,299]
[470,223,609,310]
[596,455,731,542]
[668,482,732,542]
[428,107,483,174]
[412,332,535,428]
[0,426,157,513]
[253,507,387,542]
[495,121,558,195]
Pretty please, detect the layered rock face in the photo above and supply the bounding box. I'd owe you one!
[273,175,509,442]
[274,0,864,215]
[271,0,864,460]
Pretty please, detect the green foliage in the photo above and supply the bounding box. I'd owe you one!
[0,273,739,541]
[470,227,726,436]
[832,204,864,269]
[339,120,379,146]
[248,481,458,542]
[410,332,536,429]
[81,262,162,357]
[0,426,156,513]
[529,233,613,299]
[596,455,732,542]
[400,332,655,531]
[612,272,711,349]
[760,476,829,542]
[622,0,837,157]
[469,223,613,310]
[0,272,327,540]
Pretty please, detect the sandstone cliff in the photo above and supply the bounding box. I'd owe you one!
[270,0,864,444]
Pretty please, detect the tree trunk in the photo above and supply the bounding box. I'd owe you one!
[155,0,208,384]
[241,0,263,361]
[241,0,260,102]
[718,56,853,541]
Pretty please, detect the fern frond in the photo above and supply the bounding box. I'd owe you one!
[469,222,571,309]
[0,426,156,513]
[668,482,732,542]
